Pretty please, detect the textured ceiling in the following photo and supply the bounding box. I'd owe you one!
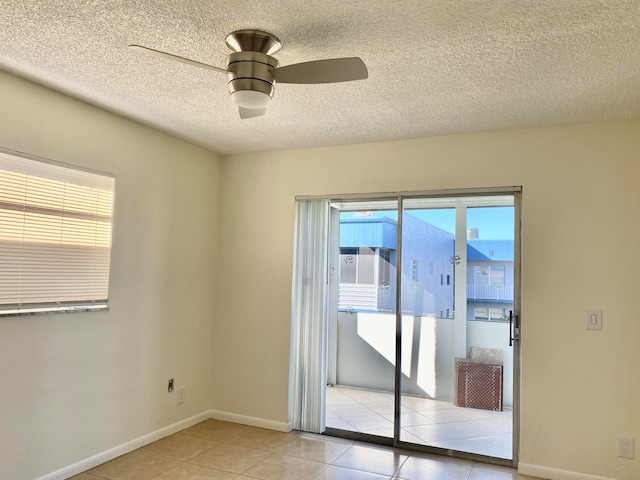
[1,1,639,155]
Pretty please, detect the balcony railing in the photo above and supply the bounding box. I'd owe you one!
[467,284,514,301]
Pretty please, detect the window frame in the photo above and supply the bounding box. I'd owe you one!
[0,148,115,316]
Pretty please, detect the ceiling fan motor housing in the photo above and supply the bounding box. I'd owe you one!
[226,51,279,107]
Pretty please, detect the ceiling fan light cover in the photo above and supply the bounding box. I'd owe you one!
[231,90,271,109]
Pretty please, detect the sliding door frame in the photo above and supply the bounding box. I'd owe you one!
[296,186,522,467]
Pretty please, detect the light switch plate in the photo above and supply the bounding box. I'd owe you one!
[587,310,602,330]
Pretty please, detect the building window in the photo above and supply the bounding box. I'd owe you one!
[340,247,375,284]
[379,249,392,286]
[0,149,115,315]
[473,307,507,321]
[410,258,418,281]
[474,265,505,286]
[340,247,392,286]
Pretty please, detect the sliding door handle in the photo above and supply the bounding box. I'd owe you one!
[509,310,520,346]
[509,311,513,346]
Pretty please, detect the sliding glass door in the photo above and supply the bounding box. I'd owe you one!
[397,197,516,461]
[293,188,520,466]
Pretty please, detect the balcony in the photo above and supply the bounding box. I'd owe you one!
[327,311,514,459]
[467,284,513,302]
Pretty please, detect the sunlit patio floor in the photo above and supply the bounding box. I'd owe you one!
[326,385,513,460]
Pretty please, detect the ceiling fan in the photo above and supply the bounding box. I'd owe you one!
[130,29,368,119]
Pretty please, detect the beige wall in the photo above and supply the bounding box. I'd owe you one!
[216,119,640,479]
[0,70,222,480]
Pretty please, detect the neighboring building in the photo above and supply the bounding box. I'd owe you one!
[467,240,515,321]
[338,216,397,311]
[338,214,514,321]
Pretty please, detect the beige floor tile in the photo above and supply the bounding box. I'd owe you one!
[333,445,408,477]
[139,433,219,460]
[225,426,298,451]
[151,462,236,479]
[272,435,353,463]
[179,420,250,443]
[241,453,327,480]
[468,465,537,479]
[73,419,547,480]
[85,450,180,480]
[188,442,270,474]
[395,455,472,480]
[315,465,391,480]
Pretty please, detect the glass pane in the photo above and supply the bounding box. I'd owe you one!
[398,198,515,460]
[398,204,455,445]
[326,203,397,438]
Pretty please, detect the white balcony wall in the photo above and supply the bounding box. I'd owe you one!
[334,312,514,407]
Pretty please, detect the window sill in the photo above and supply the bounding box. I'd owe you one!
[0,304,110,317]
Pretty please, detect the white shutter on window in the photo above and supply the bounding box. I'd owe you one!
[0,149,114,313]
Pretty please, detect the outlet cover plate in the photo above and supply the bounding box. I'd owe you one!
[618,436,634,459]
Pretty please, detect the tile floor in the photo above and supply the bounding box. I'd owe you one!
[72,418,541,480]
[326,386,513,459]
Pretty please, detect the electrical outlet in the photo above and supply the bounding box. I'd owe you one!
[168,378,174,393]
[618,436,634,459]
[177,386,186,405]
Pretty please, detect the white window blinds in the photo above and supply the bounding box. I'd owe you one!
[0,149,115,314]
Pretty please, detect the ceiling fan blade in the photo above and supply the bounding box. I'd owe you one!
[271,57,368,84]
[239,107,267,119]
[129,45,227,74]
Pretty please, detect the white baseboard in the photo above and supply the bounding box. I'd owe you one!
[35,410,213,480]
[209,409,291,433]
[518,463,617,480]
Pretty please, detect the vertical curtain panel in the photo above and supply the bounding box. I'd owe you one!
[289,199,329,433]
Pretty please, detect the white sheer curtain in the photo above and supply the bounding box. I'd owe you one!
[289,199,328,433]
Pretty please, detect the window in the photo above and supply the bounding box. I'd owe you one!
[410,258,418,281]
[474,265,505,286]
[0,149,115,315]
[473,307,507,321]
[379,249,392,287]
[340,247,373,284]
[339,247,391,286]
